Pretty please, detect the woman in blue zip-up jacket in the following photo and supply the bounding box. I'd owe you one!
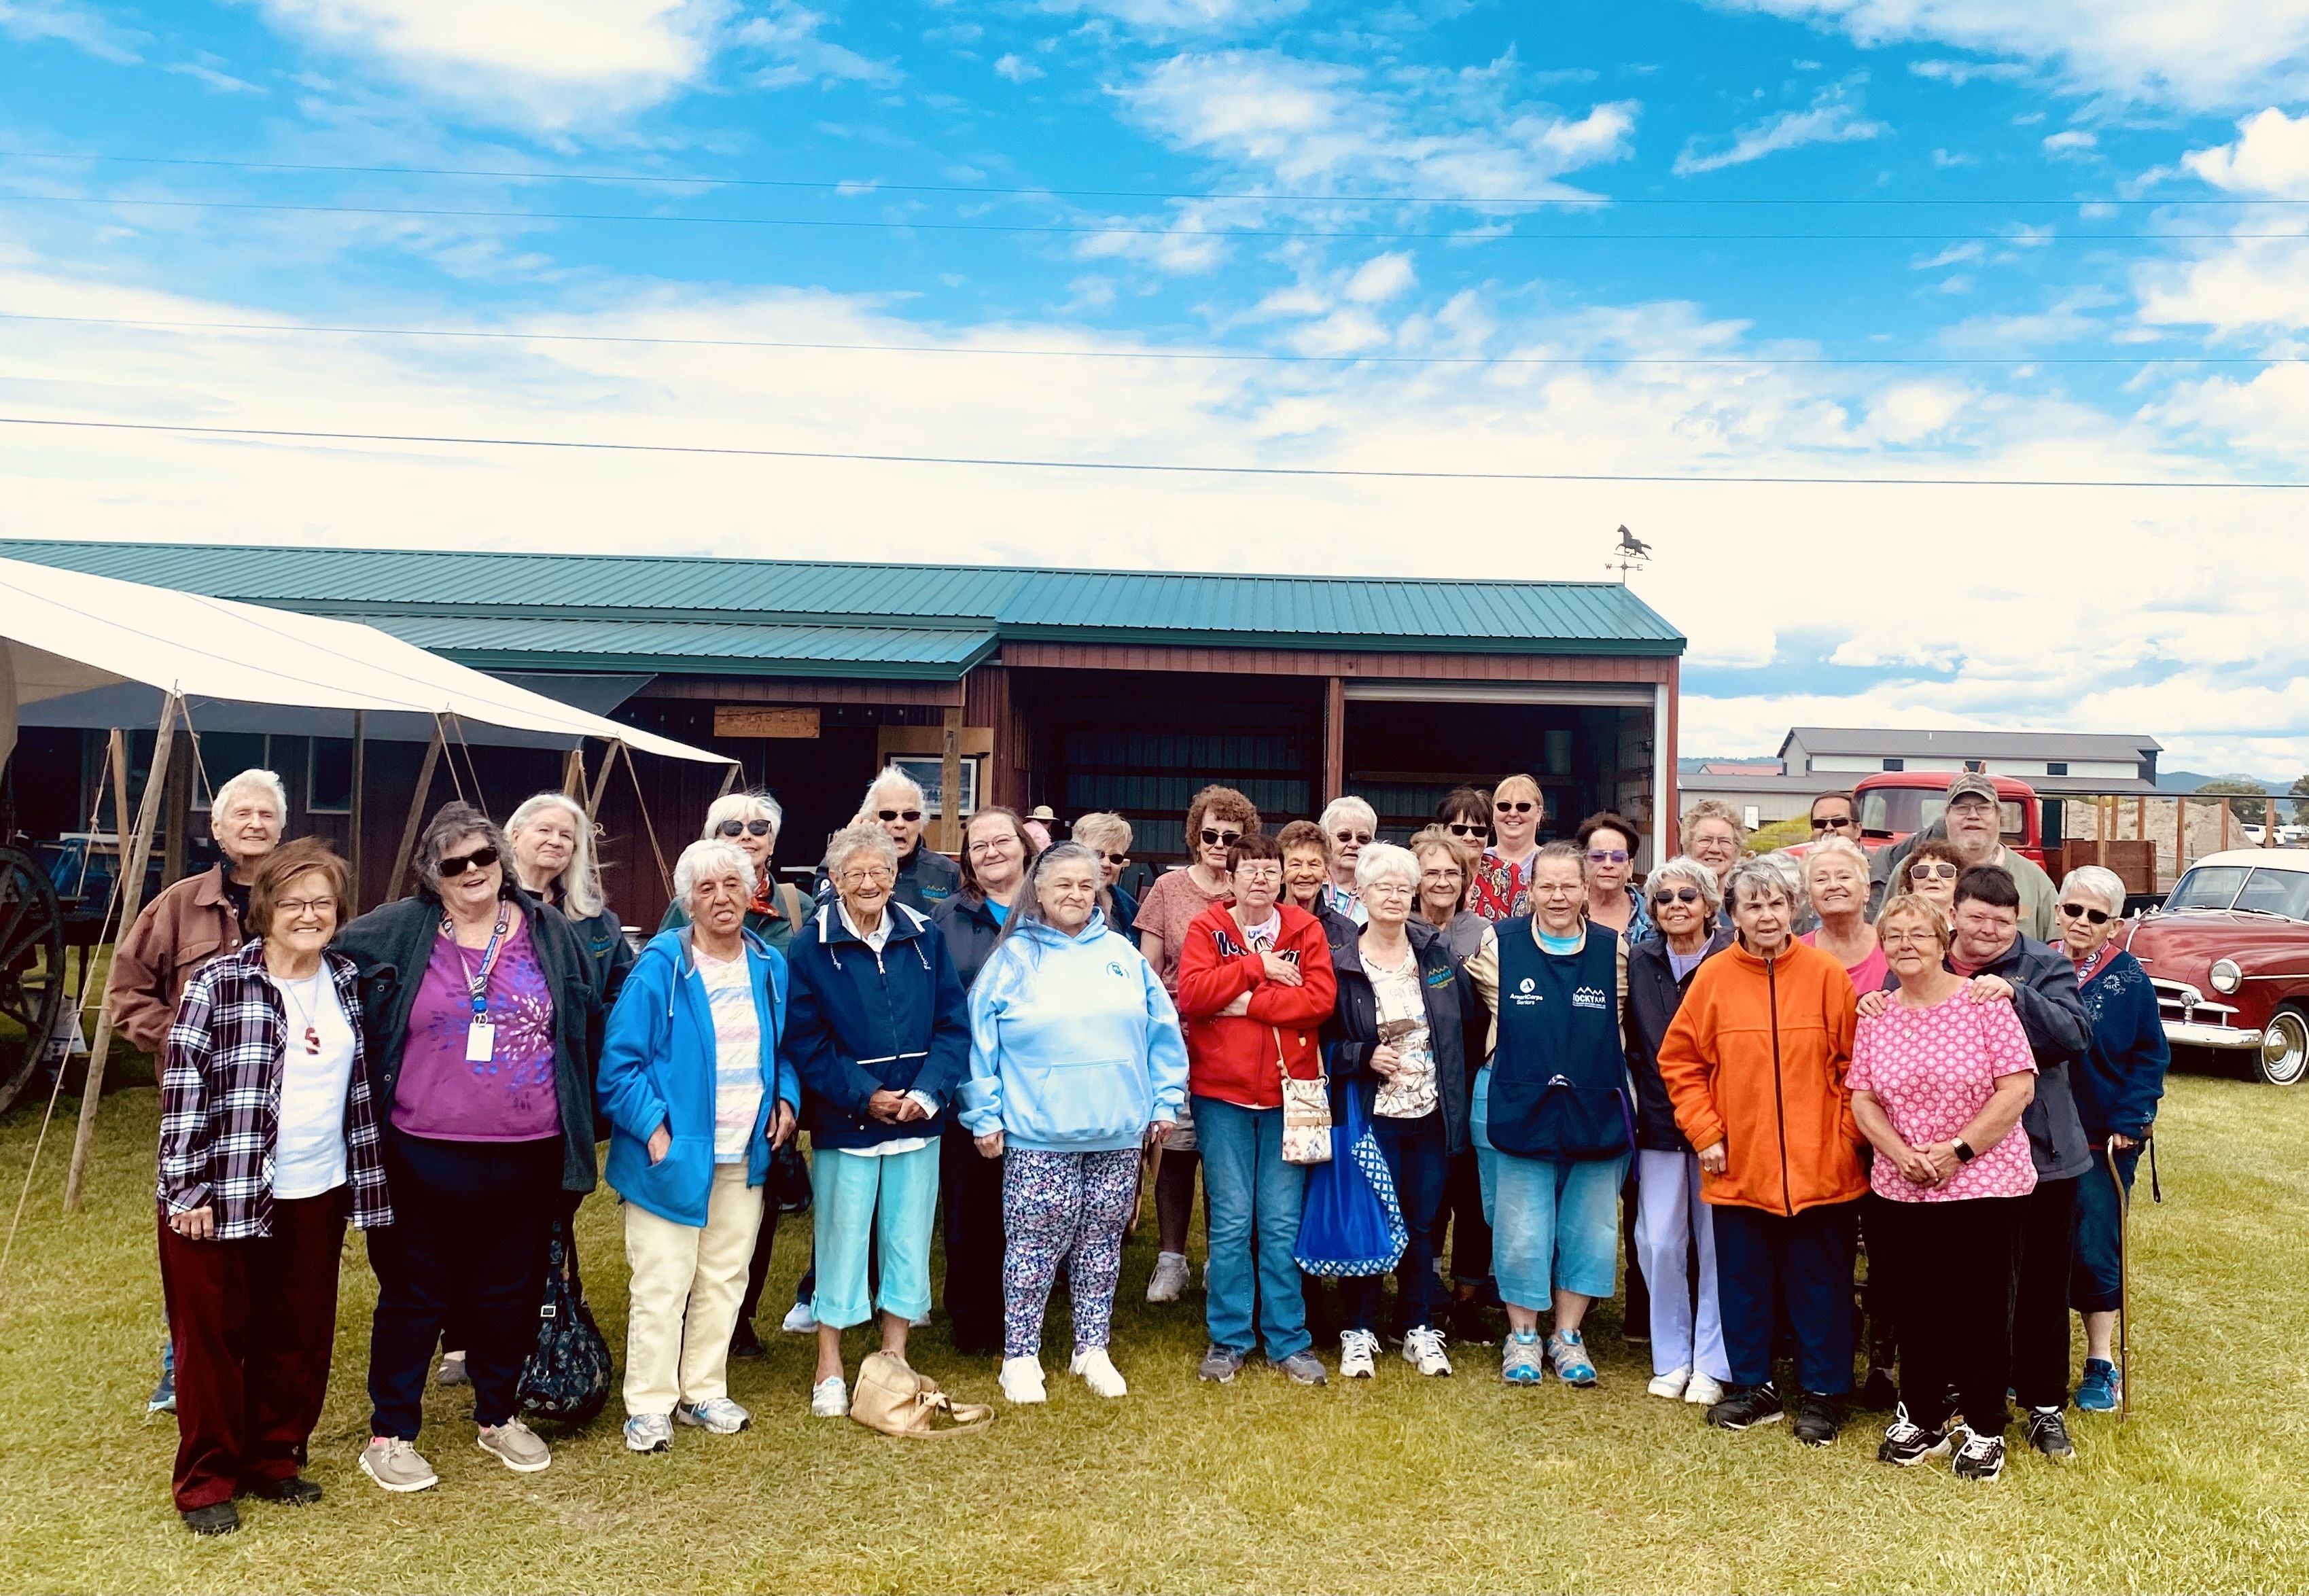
[783,824,971,1419]
[597,840,798,1454]
[960,843,1187,1405]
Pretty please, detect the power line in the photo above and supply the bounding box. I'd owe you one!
[5,190,2301,243]
[2,147,2299,207]
[1,413,2299,489]
[2,309,2297,368]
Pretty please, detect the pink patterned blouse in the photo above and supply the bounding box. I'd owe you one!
[1848,991,2038,1203]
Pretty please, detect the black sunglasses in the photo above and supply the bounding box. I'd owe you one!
[436,845,500,879]
[877,809,923,823]
[2059,902,2113,925]
[1652,886,1703,906]
[1445,822,1485,837]
[1200,828,1243,847]
[1812,815,1854,830]
[1495,800,1536,815]
[1333,830,1373,845]
[717,818,774,838]
[1102,853,1130,867]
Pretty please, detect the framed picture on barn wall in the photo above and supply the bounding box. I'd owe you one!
[891,755,981,821]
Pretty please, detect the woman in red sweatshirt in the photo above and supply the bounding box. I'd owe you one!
[1173,833,1338,1387]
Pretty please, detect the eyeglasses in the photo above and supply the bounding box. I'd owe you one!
[1909,862,1959,881]
[1365,881,1414,898]
[965,836,1019,857]
[1812,815,1854,831]
[275,898,335,917]
[839,866,896,886]
[877,809,923,823]
[1652,887,1703,906]
[1420,869,1463,886]
[1880,928,1941,948]
[1233,865,1281,883]
[1445,823,1485,837]
[1101,853,1129,867]
[1587,848,1629,865]
[716,818,774,838]
[2058,902,2113,925]
[436,845,500,879]
[1333,830,1373,846]
[1495,800,1536,815]
[1199,828,1243,847]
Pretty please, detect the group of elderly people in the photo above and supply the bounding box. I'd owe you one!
[132,761,2168,1531]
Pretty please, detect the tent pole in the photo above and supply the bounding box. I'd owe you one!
[160,738,191,889]
[349,711,366,916]
[618,741,675,898]
[585,742,616,822]
[716,760,741,800]
[562,747,586,800]
[67,692,181,1211]
[387,719,446,902]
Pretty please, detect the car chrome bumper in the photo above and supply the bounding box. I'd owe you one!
[2162,1020,2267,1050]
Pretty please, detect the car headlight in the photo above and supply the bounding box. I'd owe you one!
[2210,958,2243,995]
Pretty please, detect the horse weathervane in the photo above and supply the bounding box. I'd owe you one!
[1607,525,1651,584]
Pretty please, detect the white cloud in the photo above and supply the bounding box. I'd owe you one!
[993,52,1043,83]
[2041,128,2096,156]
[1907,57,2028,86]
[1708,0,2309,111]
[737,1,898,90]
[2136,232,2309,333]
[252,0,737,128]
[167,60,266,93]
[2183,107,2309,194]
[1673,86,1886,175]
[1118,50,1638,200]
[1041,0,1306,34]
[0,0,140,61]
[1343,251,1415,303]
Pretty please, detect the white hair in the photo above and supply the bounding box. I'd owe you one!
[1353,841,1420,895]
[2060,864,2128,917]
[211,767,287,822]
[673,838,757,910]
[1726,856,1793,911]
[862,764,927,813]
[824,822,900,883]
[506,791,606,921]
[1647,855,1722,918]
[1320,796,1377,837]
[702,788,783,840]
[1801,835,1871,887]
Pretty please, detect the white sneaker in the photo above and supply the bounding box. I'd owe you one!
[622,1413,673,1453]
[1402,1325,1453,1377]
[999,1355,1047,1404]
[1071,1346,1128,1398]
[1684,1372,1727,1408]
[809,1376,849,1418]
[1339,1328,1379,1379]
[781,1301,818,1334]
[1146,1252,1190,1302]
[676,1396,751,1434]
[1649,1364,1693,1400]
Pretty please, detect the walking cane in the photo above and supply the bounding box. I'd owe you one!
[2108,1141,2132,1423]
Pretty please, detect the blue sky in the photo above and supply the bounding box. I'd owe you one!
[3,0,2308,773]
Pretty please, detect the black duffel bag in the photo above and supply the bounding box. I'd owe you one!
[517,1216,612,1427]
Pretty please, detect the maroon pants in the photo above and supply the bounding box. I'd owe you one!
[158,1190,347,1510]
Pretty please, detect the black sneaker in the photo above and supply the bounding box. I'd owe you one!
[181,1502,239,1536]
[1706,1382,1784,1431]
[728,1319,766,1360]
[1860,1366,1899,1411]
[1793,1391,1844,1448]
[1952,1425,2007,1481]
[1876,1404,1952,1467]
[2025,1406,2075,1463]
[243,1474,323,1506]
[1449,1295,1502,1347]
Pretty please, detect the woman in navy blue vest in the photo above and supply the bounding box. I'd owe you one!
[1463,840,1633,1387]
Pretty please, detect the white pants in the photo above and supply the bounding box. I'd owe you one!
[1633,1149,1729,1382]
[622,1164,764,1416]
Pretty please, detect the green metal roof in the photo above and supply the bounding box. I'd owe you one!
[0,539,1683,680]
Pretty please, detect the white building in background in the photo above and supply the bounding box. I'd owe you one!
[1778,728,2162,795]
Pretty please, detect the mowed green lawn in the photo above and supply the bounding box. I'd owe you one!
[2,1071,2306,1595]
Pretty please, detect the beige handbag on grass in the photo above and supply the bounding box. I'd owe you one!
[1277,1027,1333,1165]
[849,1351,995,1438]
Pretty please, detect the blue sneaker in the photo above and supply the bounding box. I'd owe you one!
[2075,1358,2121,1413]
[148,1370,176,1415]
[1547,1329,1598,1387]
[1501,1331,1545,1385]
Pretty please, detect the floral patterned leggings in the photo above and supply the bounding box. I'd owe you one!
[1002,1147,1142,1360]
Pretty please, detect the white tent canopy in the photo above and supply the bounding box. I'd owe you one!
[0,554,730,770]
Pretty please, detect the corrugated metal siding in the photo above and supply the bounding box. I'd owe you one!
[0,539,1682,656]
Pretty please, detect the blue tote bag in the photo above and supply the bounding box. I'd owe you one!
[1293,1083,1408,1279]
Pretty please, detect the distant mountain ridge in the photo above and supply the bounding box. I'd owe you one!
[2157,771,2294,796]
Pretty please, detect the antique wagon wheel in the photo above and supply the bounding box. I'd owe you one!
[0,845,67,1115]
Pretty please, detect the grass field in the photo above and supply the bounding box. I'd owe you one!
[3,1069,2306,1595]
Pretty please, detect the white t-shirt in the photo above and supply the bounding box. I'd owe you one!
[270,969,357,1201]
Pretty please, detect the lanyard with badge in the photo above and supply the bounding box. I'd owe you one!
[446,909,511,1065]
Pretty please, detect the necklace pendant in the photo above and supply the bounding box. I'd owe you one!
[305,1025,321,1055]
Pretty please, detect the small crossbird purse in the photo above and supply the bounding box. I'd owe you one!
[1277,1027,1333,1165]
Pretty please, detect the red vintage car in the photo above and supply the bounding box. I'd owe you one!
[2120,848,2309,1086]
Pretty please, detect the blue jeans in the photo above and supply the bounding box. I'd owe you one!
[1195,1095,1311,1361]
[1345,1111,1449,1334]
[2072,1146,2138,1315]
[1713,1201,1858,1395]
[810,1143,940,1331]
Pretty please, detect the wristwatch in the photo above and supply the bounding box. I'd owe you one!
[1952,1138,1977,1164]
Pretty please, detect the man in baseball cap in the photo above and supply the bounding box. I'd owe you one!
[1939,773,2058,940]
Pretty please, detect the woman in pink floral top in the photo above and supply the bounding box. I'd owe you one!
[1846,895,2037,1482]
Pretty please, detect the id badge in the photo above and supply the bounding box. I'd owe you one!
[465,1022,496,1063]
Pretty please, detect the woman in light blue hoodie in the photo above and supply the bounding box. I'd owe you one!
[962,843,1188,1404]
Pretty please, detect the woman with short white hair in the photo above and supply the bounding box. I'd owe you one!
[1318,796,1378,925]
[831,766,963,915]
[1682,801,1747,896]
[1798,836,1884,994]
[1324,841,1476,1379]
[662,792,807,955]
[507,792,634,1009]
[597,838,799,1453]
[2054,864,2166,1415]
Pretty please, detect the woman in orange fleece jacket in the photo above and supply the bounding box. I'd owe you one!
[1657,856,1862,1449]
[1174,834,1338,1387]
